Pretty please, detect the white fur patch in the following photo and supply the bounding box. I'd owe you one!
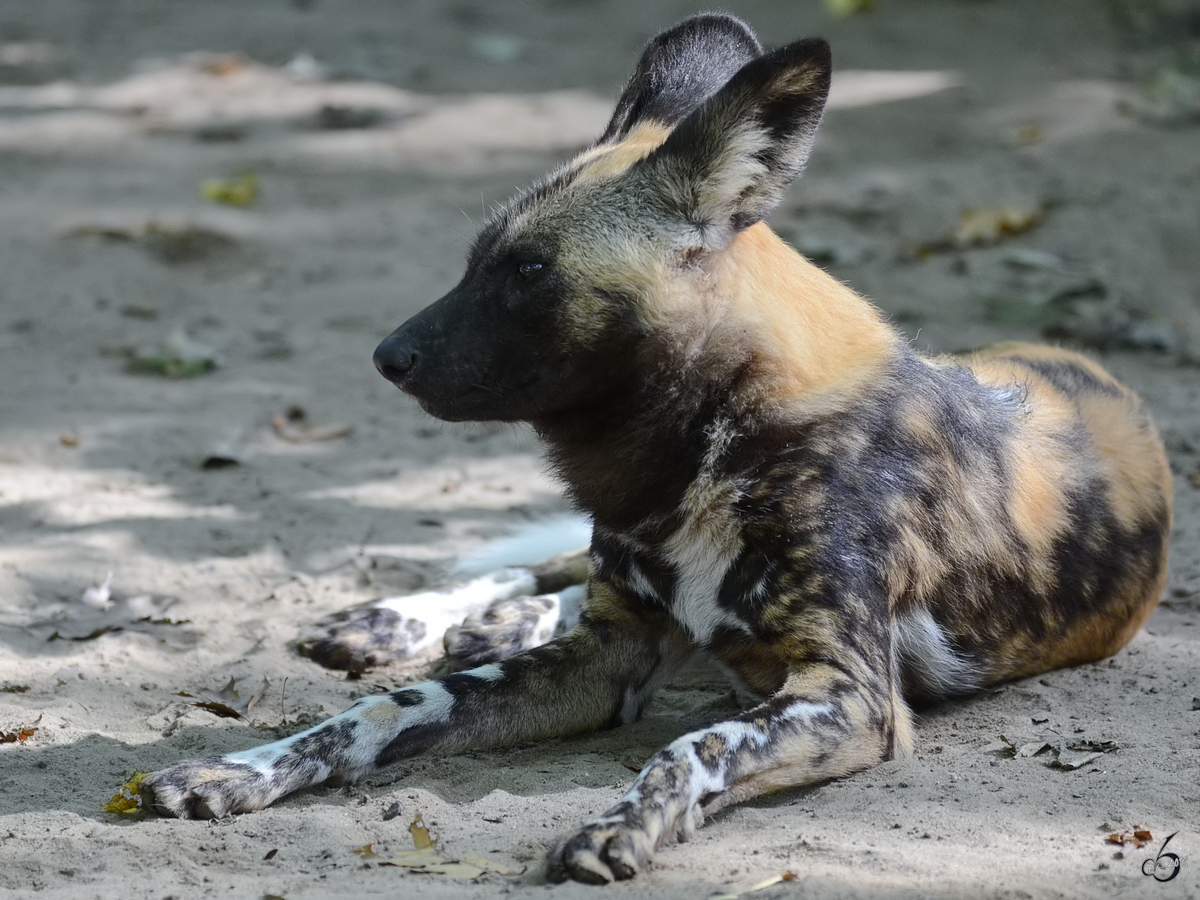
[779,700,834,723]
[661,419,751,645]
[543,584,585,640]
[625,557,660,603]
[894,608,980,697]
[467,662,507,683]
[617,719,768,820]
[222,688,448,778]
[397,682,455,726]
[227,743,289,775]
[372,568,539,654]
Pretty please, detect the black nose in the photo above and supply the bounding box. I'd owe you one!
[373,333,417,386]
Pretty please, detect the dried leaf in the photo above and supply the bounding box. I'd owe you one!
[954,206,1044,248]
[825,0,875,16]
[1051,736,1117,771]
[378,846,524,878]
[0,716,40,744]
[1108,826,1152,848]
[271,407,353,443]
[49,624,116,641]
[351,844,381,860]
[1053,749,1104,771]
[712,871,798,900]
[747,873,796,891]
[459,852,523,876]
[199,54,248,77]
[410,813,434,851]
[419,862,486,878]
[178,676,269,720]
[127,327,218,378]
[381,851,446,868]
[102,794,139,814]
[103,771,149,814]
[189,700,242,719]
[379,852,484,879]
[202,173,258,207]
[48,593,191,642]
[264,848,278,860]
[1068,739,1118,753]
[1016,740,1054,758]
[911,205,1045,258]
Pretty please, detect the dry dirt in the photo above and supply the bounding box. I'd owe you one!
[2,1,1199,898]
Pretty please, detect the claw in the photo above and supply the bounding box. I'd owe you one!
[139,758,271,820]
[546,820,652,884]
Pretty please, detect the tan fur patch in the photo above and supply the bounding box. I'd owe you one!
[1076,392,1172,534]
[966,356,1076,591]
[967,342,1171,556]
[697,224,897,416]
[572,121,673,183]
[360,700,402,729]
[696,732,729,766]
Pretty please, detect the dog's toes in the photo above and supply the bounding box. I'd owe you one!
[140,758,274,819]
[444,594,559,669]
[298,606,425,672]
[546,820,653,884]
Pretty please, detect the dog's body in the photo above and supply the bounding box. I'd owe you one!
[141,14,1172,884]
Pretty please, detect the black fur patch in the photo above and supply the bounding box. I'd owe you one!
[598,13,762,144]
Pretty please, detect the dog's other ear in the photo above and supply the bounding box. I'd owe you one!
[597,13,762,145]
[641,38,832,245]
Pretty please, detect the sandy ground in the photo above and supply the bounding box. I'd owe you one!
[2,1,1200,898]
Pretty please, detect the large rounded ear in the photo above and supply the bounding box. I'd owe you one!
[596,13,762,145]
[639,38,832,247]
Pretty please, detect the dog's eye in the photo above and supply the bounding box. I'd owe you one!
[516,261,544,281]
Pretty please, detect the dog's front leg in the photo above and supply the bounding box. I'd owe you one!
[548,654,911,884]
[141,591,689,820]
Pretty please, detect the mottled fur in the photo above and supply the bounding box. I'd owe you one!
[142,13,1171,885]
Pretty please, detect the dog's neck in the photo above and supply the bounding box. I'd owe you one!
[533,224,899,536]
[534,350,742,538]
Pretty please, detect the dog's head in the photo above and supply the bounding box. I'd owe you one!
[374,14,832,424]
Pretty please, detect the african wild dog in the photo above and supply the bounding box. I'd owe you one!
[141,13,1172,884]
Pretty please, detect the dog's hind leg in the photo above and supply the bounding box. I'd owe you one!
[141,586,688,820]
[298,548,589,672]
[443,583,586,669]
